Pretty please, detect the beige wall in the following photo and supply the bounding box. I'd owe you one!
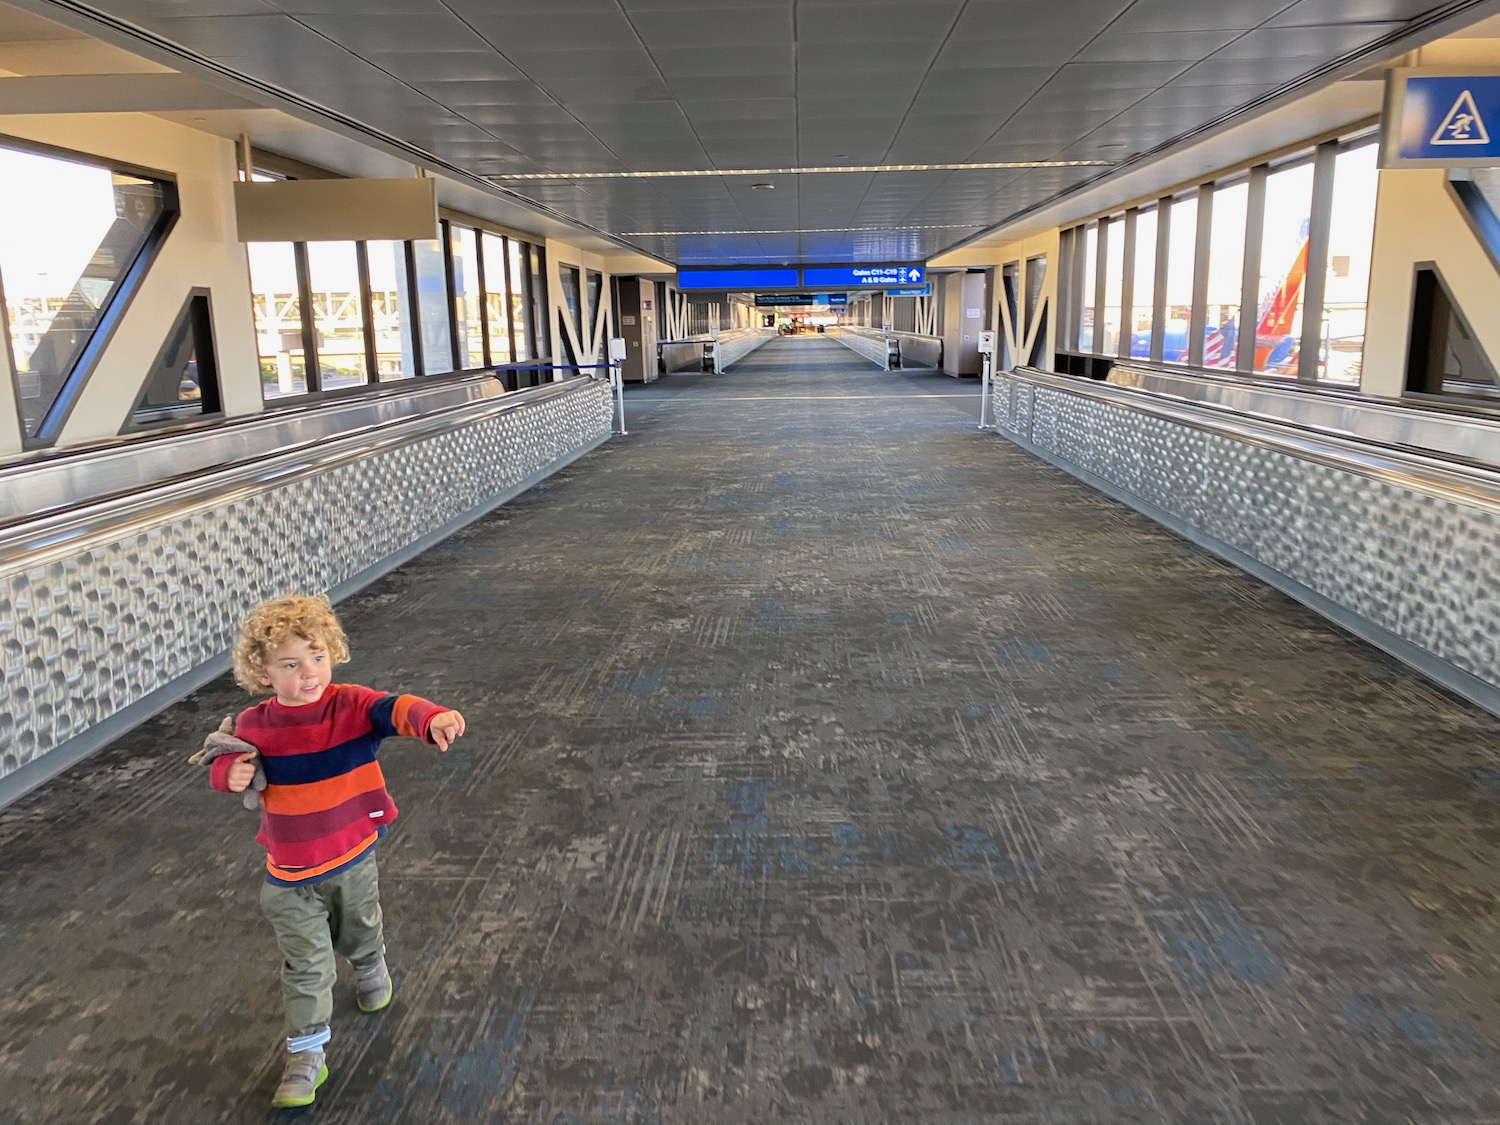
[0,113,261,450]
[545,239,612,372]
[1362,167,1500,398]
[935,232,1060,371]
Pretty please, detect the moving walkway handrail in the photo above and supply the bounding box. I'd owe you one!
[0,376,599,569]
[1007,366,1500,518]
[0,365,565,523]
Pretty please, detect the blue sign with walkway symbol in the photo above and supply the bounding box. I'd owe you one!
[1385,71,1500,167]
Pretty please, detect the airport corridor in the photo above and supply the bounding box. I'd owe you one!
[2,336,1500,1123]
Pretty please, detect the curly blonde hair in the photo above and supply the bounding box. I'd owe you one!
[232,594,350,694]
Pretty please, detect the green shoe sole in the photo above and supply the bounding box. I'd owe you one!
[357,983,392,1013]
[271,1063,328,1108]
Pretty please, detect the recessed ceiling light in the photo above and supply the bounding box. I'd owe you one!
[491,159,1115,181]
[751,182,775,189]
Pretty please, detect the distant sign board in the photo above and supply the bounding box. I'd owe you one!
[754,293,809,307]
[812,293,848,307]
[801,265,925,288]
[885,284,931,297]
[1383,69,1500,167]
[677,267,799,290]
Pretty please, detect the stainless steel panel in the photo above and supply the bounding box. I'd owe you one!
[0,379,612,784]
[1105,363,1500,468]
[995,368,1500,696]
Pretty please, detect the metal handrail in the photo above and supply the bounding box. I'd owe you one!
[0,377,601,569]
[1004,366,1500,519]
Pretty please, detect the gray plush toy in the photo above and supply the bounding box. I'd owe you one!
[188,715,266,811]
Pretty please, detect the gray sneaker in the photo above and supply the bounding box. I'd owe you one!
[354,957,392,1013]
[271,1048,328,1109]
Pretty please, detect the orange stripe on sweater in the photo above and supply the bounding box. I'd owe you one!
[261,760,385,816]
[266,833,378,882]
[391,694,420,739]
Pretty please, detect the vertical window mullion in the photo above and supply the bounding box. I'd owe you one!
[441,220,461,369]
[1299,141,1339,383]
[1119,211,1137,360]
[402,240,425,376]
[475,231,491,368]
[294,242,320,394]
[1238,166,1268,375]
[356,241,376,385]
[1056,227,1073,351]
[1151,197,1170,362]
[500,237,519,364]
[1092,221,1108,356]
[1188,184,1214,367]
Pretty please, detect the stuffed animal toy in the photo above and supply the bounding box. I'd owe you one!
[188,715,266,810]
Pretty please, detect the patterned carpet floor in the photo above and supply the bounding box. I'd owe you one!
[3,337,1500,1123]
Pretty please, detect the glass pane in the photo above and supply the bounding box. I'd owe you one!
[1255,163,1313,376]
[1101,218,1124,356]
[1001,262,1019,369]
[586,269,603,344]
[0,148,169,436]
[366,240,414,381]
[1025,256,1045,331]
[531,244,550,358]
[1078,224,1097,351]
[248,241,307,399]
[1204,183,1247,369]
[1162,195,1198,365]
[510,239,531,362]
[1128,208,1157,358]
[560,265,583,345]
[483,232,512,365]
[412,237,453,375]
[305,241,368,390]
[1321,144,1378,385]
[450,225,482,369]
[134,293,219,424]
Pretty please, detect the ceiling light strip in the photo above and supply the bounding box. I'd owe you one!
[620,224,978,236]
[493,160,1113,181]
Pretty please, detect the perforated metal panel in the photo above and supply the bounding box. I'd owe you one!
[0,381,612,782]
[994,373,1500,692]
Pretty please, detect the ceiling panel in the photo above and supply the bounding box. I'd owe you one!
[16,0,1481,266]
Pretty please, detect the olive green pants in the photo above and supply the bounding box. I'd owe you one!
[259,855,385,1039]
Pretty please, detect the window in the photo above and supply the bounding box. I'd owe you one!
[1254,162,1313,376]
[366,240,414,381]
[1204,182,1247,369]
[1026,255,1048,367]
[451,225,483,370]
[531,244,550,358]
[1406,266,1499,398]
[304,241,368,390]
[0,144,175,440]
[130,290,220,428]
[412,236,453,375]
[248,241,307,400]
[1320,144,1377,385]
[1162,194,1198,365]
[1127,208,1157,359]
[1078,224,1098,351]
[483,232,512,365]
[509,238,531,362]
[1101,217,1124,356]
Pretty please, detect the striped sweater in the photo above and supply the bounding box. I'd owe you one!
[210,683,445,886]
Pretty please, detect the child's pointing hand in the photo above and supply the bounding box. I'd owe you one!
[429,710,465,751]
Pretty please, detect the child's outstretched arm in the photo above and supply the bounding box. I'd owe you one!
[428,710,465,751]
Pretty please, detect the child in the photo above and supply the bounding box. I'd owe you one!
[207,594,465,1108]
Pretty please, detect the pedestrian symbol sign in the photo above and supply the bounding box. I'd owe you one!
[1430,90,1490,146]
[1385,70,1500,166]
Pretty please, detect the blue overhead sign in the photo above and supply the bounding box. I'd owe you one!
[812,293,848,307]
[885,284,931,297]
[677,267,799,290]
[801,264,925,288]
[1384,70,1500,167]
